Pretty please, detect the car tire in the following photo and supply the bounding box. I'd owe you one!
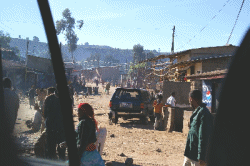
[112,113,118,124]
[109,111,118,124]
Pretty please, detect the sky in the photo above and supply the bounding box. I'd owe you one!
[0,0,249,52]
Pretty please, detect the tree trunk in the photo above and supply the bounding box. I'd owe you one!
[71,52,74,63]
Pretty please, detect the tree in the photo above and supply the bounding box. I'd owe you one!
[133,44,146,64]
[33,36,39,42]
[0,31,20,61]
[56,8,84,63]
[86,53,101,67]
[146,51,155,59]
[11,46,20,55]
[0,30,11,49]
[104,55,119,66]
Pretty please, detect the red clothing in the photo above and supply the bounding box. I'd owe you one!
[86,143,96,151]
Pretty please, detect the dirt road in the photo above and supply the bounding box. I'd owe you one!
[13,83,187,166]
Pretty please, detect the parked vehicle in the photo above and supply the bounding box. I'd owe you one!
[108,88,154,124]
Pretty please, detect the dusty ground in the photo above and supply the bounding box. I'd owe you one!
[13,83,187,166]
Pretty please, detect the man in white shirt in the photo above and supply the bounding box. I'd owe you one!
[166,92,176,107]
[25,103,42,132]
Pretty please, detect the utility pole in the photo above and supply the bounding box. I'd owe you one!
[171,25,175,54]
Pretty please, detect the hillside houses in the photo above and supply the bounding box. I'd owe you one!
[141,45,238,113]
[167,45,238,112]
[167,45,237,82]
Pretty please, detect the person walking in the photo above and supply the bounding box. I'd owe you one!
[60,103,105,165]
[3,77,19,133]
[183,90,214,166]
[40,87,56,133]
[43,89,66,161]
[166,92,176,107]
[95,79,99,87]
[28,85,36,109]
[105,82,110,95]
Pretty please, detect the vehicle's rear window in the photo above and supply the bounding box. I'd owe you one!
[113,89,140,100]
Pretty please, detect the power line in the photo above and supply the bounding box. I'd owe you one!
[226,0,245,45]
[176,0,231,51]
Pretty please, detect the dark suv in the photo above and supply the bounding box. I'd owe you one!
[108,88,154,124]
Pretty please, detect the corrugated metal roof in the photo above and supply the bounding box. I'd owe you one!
[26,55,53,73]
[167,45,238,59]
[170,54,233,68]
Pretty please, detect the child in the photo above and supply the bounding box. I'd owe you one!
[153,94,170,130]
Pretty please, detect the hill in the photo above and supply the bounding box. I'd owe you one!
[9,38,167,63]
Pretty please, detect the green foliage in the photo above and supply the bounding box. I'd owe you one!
[56,8,84,62]
[128,62,146,75]
[33,36,39,42]
[11,46,20,55]
[134,62,146,68]
[133,44,146,63]
[0,30,11,49]
[0,31,20,61]
[104,55,119,66]
[146,51,155,59]
[86,53,101,67]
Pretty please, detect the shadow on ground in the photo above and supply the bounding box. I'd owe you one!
[118,119,154,130]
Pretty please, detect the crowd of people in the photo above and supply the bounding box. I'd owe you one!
[3,76,214,165]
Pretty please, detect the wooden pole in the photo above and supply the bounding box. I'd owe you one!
[171,25,175,54]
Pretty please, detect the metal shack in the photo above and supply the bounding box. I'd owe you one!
[26,55,55,89]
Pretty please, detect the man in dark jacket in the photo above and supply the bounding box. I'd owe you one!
[3,77,19,133]
[183,90,214,166]
[43,89,66,160]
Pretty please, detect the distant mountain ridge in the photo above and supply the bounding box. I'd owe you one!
[9,38,168,63]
